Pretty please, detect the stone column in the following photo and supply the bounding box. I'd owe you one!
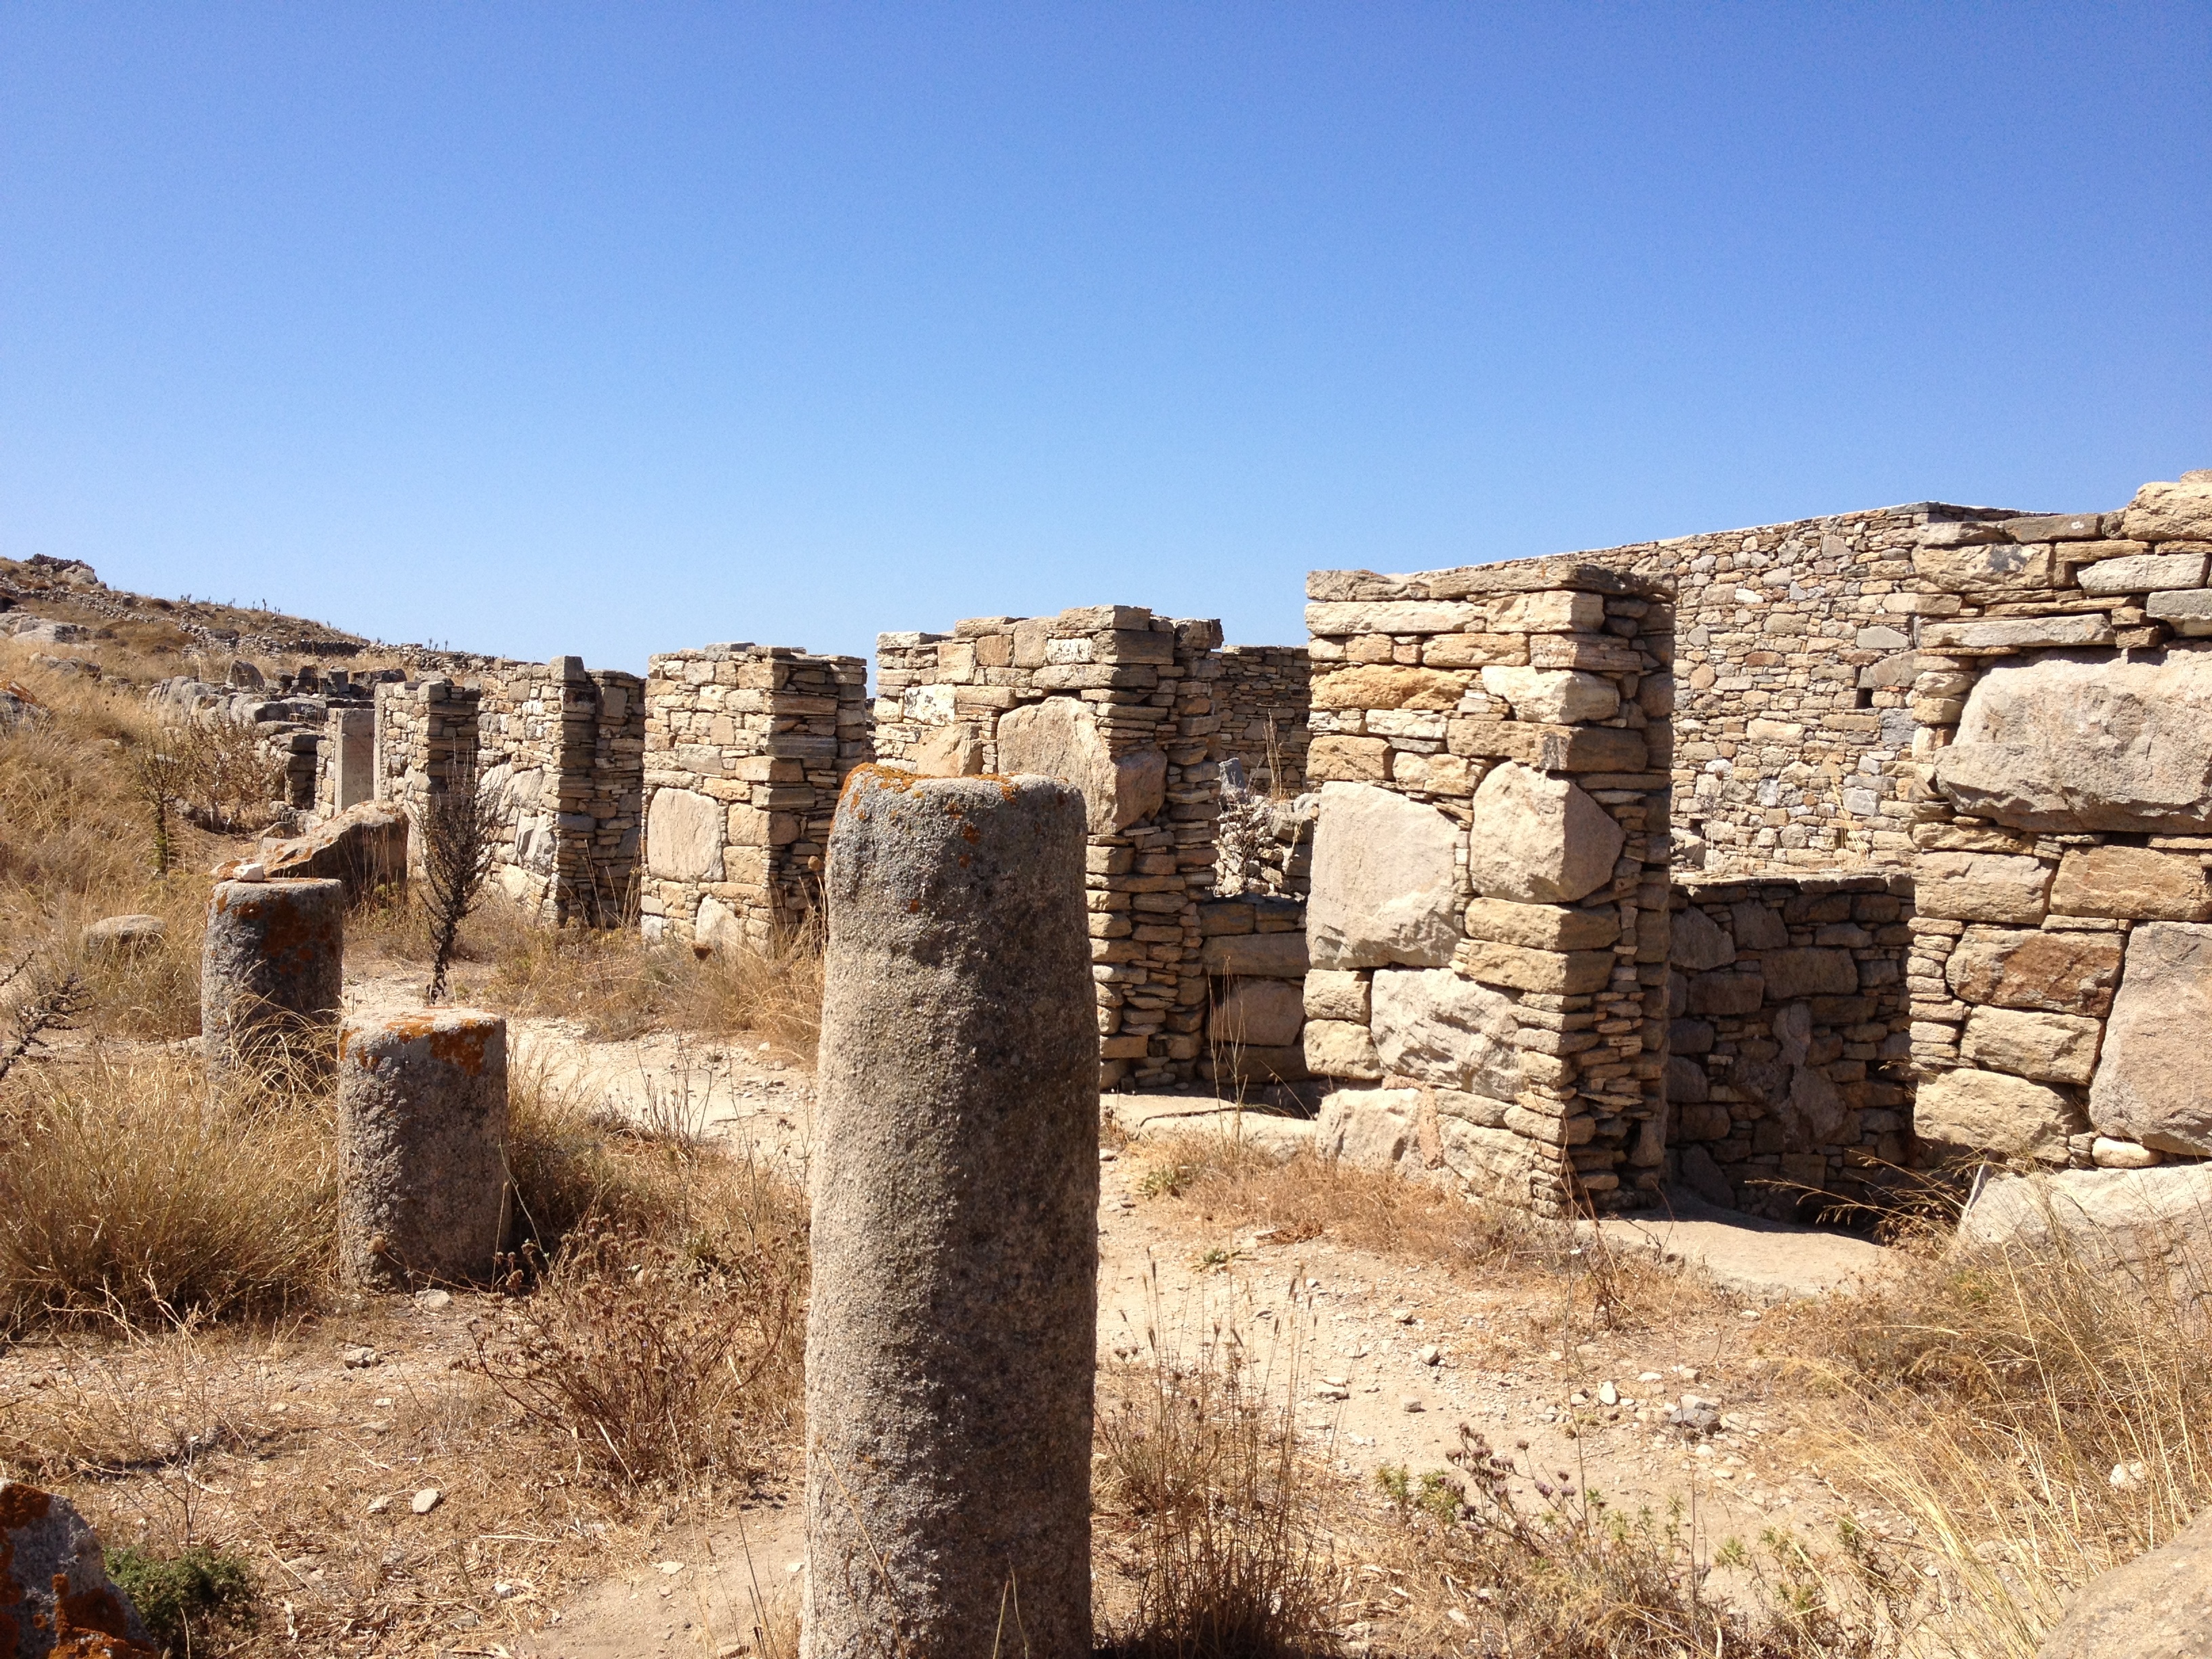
[803,770,1097,1659]
[202,876,344,1092]
[336,1008,510,1287]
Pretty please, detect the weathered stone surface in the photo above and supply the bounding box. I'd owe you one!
[1685,970,1764,1017]
[1912,541,2052,593]
[997,697,1167,834]
[0,1479,157,1658]
[1914,852,2053,923]
[1666,1054,1710,1103]
[1466,763,1623,905]
[2091,1136,2162,1170]
[1728,901,1790,950]
[2090,922,2212,1155]
[1210,978,1304,1049]
[1935,649,2212,834]
[1462,896,1619,951]
[808,772,1096,1659]
[1302,969,1370,1023]
[1315,1087,1422,1172]
[337,1009,510,1288]
[2076,550,2209,595]
[83,914,164,954]
[203,877,344,1093]
[1454,939,1614,994]
[263,800,409,902]
[2037,1503,2212,1659]
[1759,948,1858,1000]
[1920,615,2116,653]
[2118,474,2212,543]
[1308,782,1461,969]
[1948,926,2124,1016]
[1778,1066,1849,1145]
[2148,588,2212,636]
[1200,931,1309,979]
[1957,1164,2212,1321]
[1960,1006,2103,1086]
[1477,666,1619,724]
[2051,844,2212,920]
[1311,664,1470,710]
[907,720,984,777]
[1307,733,1388,781]
[645,787,724,882]
[1304,1018,1383,1081]
[1669,904,1735,971]
[1916,1067,2083,1165]
[1370,968,1520,1101]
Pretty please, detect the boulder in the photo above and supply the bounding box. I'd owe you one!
[258,800,410,903]
[1947,926,2125,1016]
[646,787,725,882]
[0,1479,157,1657]
[1307,783,1461,969]
[1368,968,1521,1101]
[1916,1067,2083,1165]
[1466,762,1624,905]
[1934,648,2212,834]
[226,657,266,690]
[1303,1018,1382,1081]
[1669,905,1735,971]
[2090,923,2212,1155]
[82,914,165,956]
[2118,474,2212,543]
[1960,1006,2104,1086]
[1956,1164,2212,1324]
[1209,978,1304,1049]
[1315,1087,1424,1173]
[2051,845,2212,922]
[1915,851,2053,924]
[996,699,1167,834]
[1476,666,1620,724]
[2037,1504,2212,1659]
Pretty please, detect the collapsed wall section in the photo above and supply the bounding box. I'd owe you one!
[1901,470,2212,1175]
[1296,557,1673,1216]
[872,606,1223,1089]
[639,644,872,950]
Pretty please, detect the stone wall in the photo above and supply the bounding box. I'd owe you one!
[1902,470,2212,1174]
[314,706,377,819]
[1216,645,1311,794]
[1298,556,1674,1216]
[639,644,872,950]
[871,606,1225,1089]
[1196,894,1310,1090]
[1667,876,1914,1218]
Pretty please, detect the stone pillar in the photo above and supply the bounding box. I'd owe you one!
[336,1008,510,1287]
[804,770,1096,1659]
[202,876,345,1092]
[330,707,376,812]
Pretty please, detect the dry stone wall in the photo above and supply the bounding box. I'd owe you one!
[872,606,1225,1089]
[639,644,872,950]
[1298,557,1674,1216]
[1902,470,2212,1174]
[1667,876,1914,1218]
[1197,894,1311,1090]
[1216,645,1311,793]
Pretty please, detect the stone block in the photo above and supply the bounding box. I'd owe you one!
[1456,938,1615,994]
[1759,948,1859,1000]
[1305,600,1477,636]
[647,787,726,882]
[1303,968,1370,1023]
[1466,762,1624,905]
[1912,542,2052,593]
[1200,931,1309,978]
[2090,922,2212,1155]
[1210,978,1305,1048]
[1308,734,1389,781]
[1311,664,1471,710]
[1462,896,1619,951]
[1669,1017,1715,1055]
[1307,782,1461,969]
[2001,513,2104,542]
[1304,1019,1384,1080]
[1915,1067,2083,1165]
[1946,926,2123,1015]
[1370,966,1521,1099]
[2146,588,2212,636]
[1914,852,2052,923]
[2051,844,2212,920]
[1669,905,1734,971]
[2118,475,2212,543]
[1476,666,1620,723]
[1934,649,2212,834]
[1685,970,1764,1017]
[1960,1006,2104,1086]
[1665,1054,1709,1103]
[2076,550,2208,595]
[1919,615,2115,653]
[998,698,1167,834]
[1315,1086,1422,1170]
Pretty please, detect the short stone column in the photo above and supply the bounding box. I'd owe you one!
[803,769,1097,1659]
[202,876,344,1092]
[336,1009,510,1288]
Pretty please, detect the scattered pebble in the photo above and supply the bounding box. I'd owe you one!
[1597,1380,1619,1406]
[414,1289,453,1312]
[1416,1345,1440,1367]
[411,1488,442,1515]
[2110,1461,2148,1491]
[657,1561,687,1575]
[1391,1308,1416,1325]
[365,1496,390,1515]
[340,1347,380,1369]
[1400,1396,1425,1413]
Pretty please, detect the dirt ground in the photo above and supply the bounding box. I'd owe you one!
[0,953,1913,1658]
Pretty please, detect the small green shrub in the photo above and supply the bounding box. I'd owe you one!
[108,1543,258,1652]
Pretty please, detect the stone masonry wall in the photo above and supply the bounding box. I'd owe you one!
[639,644,872,950]
[872,606,1225,1090]
[1901,470,2212,1175]
[1216,645,1311,794]
[373,678,481,879]
[1297,556,1674,1216]
[1667,876,1914,1220]
[1196,894,1310,1092]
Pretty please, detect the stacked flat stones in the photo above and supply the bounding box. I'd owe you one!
[1300,558,1673,1215]
[1215,644,1313,793]
[1197,894,1310,1088]
[872,606,1225,1090]
[1901,470,2212,1174]
[638,644,872,951]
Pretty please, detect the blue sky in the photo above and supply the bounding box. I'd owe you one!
[3,4,2207,673]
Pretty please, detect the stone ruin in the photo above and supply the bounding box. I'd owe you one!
[231,464,2212,1221]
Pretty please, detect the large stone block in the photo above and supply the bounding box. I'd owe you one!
[1209,978,1305,1048]
[1466,762,1623,905]
[263,800,408,902]
[1369,967,1520,1101]
[1947,926,2124,1016]
[1669,904,1735,971]
[1933,647,2212,834]
[647,786,725,882]
[2090,922,2212,1155]
[2076,550,2209,595]
[1915,1067,2083,1165]
[1303,1018,1383,1080]
[997,697,1167,834]
[1685,970,1764,1017]
[1914,851,2052,923]
[1307,782,1461,969]
[1303,968,1370,1023]
[1919,615,2115,653]
[1200,931,1309,978]
[1912,541,2052,593]
[2118,474,2212,542]
[1759,948,1859,1000]
[1462,896,1619,951]
[1315,1087,1423,1172]
[1959,1006,2103,1086]
[2051,844,2212,920]
[1476,666,1619,724]
[1454,938,1614,994]
[1310,664,1471,710]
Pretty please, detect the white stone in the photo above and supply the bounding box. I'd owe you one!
[2089,922,2212,1155]
[2076,551,2208,595]
[1916,1067,2083,1164]
[1466,762,1624,906]
[1477,666,1620,724]
[1315,1087,1423,1172]
[1307,782,1462,969]
[1959,1006,2104,1086]
[1368,968,1520,1101]
[996,698,1166,834]
[646,787,724,882]
[1302,968,1370,1023]
[1303,1019,1383,1080]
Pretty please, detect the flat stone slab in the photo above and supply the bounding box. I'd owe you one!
[1590,1191,1896,1304]
[1107,1090,1318,1163]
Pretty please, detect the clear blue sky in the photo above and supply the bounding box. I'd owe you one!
[3,5,2207,673]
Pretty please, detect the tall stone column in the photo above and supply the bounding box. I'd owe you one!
[803,770,1097,1659]
[201,876,345,1093]
[336,1008,511,1288]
